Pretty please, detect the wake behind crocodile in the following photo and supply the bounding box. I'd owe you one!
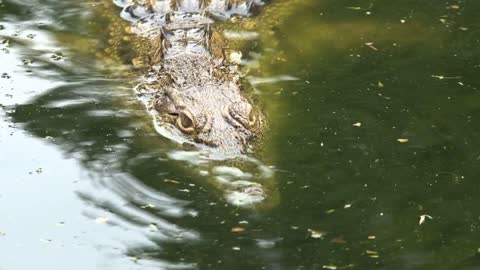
[112,0,277,207]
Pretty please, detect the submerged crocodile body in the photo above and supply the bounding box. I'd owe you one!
[113,0,264,158]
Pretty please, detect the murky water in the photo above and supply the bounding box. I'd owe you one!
[2,0,480,269]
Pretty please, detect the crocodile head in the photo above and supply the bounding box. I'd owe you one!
[153,81,262,157]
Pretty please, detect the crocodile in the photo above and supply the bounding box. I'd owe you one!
[112,0,265,158]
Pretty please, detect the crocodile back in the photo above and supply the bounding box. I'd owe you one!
[114,0,262,59]
[113,0,265,158]
[115,0,262,22]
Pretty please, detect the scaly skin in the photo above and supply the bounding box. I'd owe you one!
[62,0,313,209]
[49,0,318,209]
[116,1,272,206]
[112,0,265,158]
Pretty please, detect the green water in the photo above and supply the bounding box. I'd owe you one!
[1,0,480,269]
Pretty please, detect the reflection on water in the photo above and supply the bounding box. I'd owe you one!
[0,3,200,268]
[1,0,284,268]
[6,59,279,267]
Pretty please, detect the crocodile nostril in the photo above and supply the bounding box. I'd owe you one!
[195,113,212,133]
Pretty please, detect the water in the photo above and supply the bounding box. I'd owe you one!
[1,0,480,269]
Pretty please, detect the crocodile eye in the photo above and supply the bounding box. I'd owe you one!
[176,110,196,134]
[226,102,256,129]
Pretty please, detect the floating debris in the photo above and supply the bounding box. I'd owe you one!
[231,227,246,233]
[149,224,159,232]
[164,179,180,184]
[308,229,326,239]
[366,250,379,258]
[95,217,109,223]
[140,203,155,209]
[353,122,362,127]
[419,214,433,225]
[397,138,409,143]
[346,3,373,10]
[365,42,378,51]
[431,75,461,80]
[447,5,461,10]
[323,265,337,270]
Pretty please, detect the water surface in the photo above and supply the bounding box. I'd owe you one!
[1,0,480,269]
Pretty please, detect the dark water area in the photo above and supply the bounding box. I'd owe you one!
[1,0,480,269]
